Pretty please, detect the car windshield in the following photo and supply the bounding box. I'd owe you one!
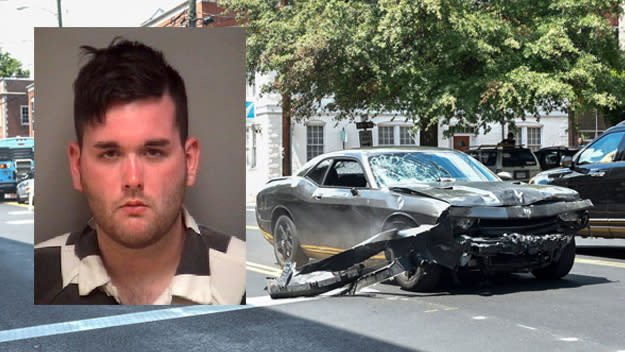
[369,151,498,186]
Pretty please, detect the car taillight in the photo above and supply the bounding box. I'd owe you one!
[0,164,6,169]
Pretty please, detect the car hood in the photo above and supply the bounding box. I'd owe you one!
[390,181,580,207]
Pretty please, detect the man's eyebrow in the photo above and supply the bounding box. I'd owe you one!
[93,141,120,149]
[144,139,171,147]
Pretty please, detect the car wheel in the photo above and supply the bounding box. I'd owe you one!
[272,215,308,268]
[382,217,444,292]
[395,261,442,292]
[532,238,576,280]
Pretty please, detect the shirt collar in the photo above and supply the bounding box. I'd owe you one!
[70,207,211,304]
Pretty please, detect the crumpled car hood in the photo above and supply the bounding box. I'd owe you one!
[390,181,580,207]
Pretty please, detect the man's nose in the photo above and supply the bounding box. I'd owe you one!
[123,154,143,190]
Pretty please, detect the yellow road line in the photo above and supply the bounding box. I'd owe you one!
[246,225,259,230]
[246,261,282,277]
[3,202,30,208]
[575,258,625,269]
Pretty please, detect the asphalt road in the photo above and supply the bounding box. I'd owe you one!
[0,202,624,351]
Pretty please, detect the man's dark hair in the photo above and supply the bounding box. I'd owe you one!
[73,38,188,145]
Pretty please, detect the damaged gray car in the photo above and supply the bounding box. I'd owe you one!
[255,148,592,297]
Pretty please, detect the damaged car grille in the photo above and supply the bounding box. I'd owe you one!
[472,216,559,236]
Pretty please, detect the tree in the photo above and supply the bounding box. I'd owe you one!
[222,0,625,145]
[0,48,29,78]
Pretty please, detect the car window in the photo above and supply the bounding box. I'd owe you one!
[577,131,624,165]
[306,159,332,184]
[502,149,537,167]
[323,159,368,188]
[468,150,497,166]
[542,151,560,169]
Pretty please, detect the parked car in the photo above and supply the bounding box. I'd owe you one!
[530,120,625,239]
[533,146,580,171]
[465,145,540,182]
[16,169,34,204]
[256,147,592,291]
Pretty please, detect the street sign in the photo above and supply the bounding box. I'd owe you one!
[246,101,255,118]
[359,130,373,147]
[356,121,375,129]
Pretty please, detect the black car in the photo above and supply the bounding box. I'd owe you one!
[256,147,592,291]
[533,146,580,171]
[530,120,625,239]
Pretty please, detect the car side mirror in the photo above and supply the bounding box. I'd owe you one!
[497,171,513,181]
[561,156,573,168]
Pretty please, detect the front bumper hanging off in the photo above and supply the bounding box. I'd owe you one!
[266,223,578,299]
[267,223,463,298]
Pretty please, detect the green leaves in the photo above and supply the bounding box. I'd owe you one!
[0,49,29,78]
[223,0,625,132]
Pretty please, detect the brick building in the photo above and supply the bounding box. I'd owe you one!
[0,78,33,139]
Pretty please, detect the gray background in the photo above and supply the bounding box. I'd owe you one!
[34,27,245,243]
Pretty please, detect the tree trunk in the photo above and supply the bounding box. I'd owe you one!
[282,95,291,176]
[419,124,439,147]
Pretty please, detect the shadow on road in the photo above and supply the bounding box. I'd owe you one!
[576,246,625,260]
[364,271,611,299]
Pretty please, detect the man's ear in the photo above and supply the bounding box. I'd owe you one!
[184,137,200,187]
[67,142,83,191]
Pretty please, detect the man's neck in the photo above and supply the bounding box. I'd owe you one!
[96,213,186,305]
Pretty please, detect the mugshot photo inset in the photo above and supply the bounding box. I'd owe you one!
[34,28,246,305]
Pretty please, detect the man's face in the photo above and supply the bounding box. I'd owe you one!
[68,94,200,249]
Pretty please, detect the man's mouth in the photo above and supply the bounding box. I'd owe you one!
[120,200,149,215]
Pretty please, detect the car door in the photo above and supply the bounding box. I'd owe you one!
[561,131,625,237]
[604,134,625,238]
[309,158,377,251]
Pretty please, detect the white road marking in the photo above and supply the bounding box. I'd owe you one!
[472,316,487,320]
[0,305,250,344]
[5,220,33,225]
[8,211,33,215]
[246,295,319,307]
[517,324,537,331]
[559,337,579,342]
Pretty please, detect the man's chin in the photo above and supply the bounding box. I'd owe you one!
[108,220,163,249]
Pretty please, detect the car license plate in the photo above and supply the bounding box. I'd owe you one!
[514,171,528,179]
[4,193,16,199]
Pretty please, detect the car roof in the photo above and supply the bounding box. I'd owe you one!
[321,146,457,158]
[606,119,625,132]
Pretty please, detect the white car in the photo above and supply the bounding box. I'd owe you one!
[16,177,34,204]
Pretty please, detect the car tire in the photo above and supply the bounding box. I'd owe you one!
[382,217,444,292]
[532,238,576,280]
[395,261,442,292]
[272,215,308,268]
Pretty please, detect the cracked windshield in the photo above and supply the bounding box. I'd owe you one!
[369,152,497,186]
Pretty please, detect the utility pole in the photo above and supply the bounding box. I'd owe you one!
[56,0,63,27]
[188,0,196,27]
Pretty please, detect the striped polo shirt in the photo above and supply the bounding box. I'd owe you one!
[34,208,245,305]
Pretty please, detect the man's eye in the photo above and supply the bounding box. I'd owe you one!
[100,150,119,159]
[145,149,165,158]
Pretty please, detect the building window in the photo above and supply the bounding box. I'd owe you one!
[30,97,34,132]
[378,126,394,145]
[20,105,29,125]
[527,127,542,151]
[307,125,324,161]
[399,127,416,145]
[246,125,257,168]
